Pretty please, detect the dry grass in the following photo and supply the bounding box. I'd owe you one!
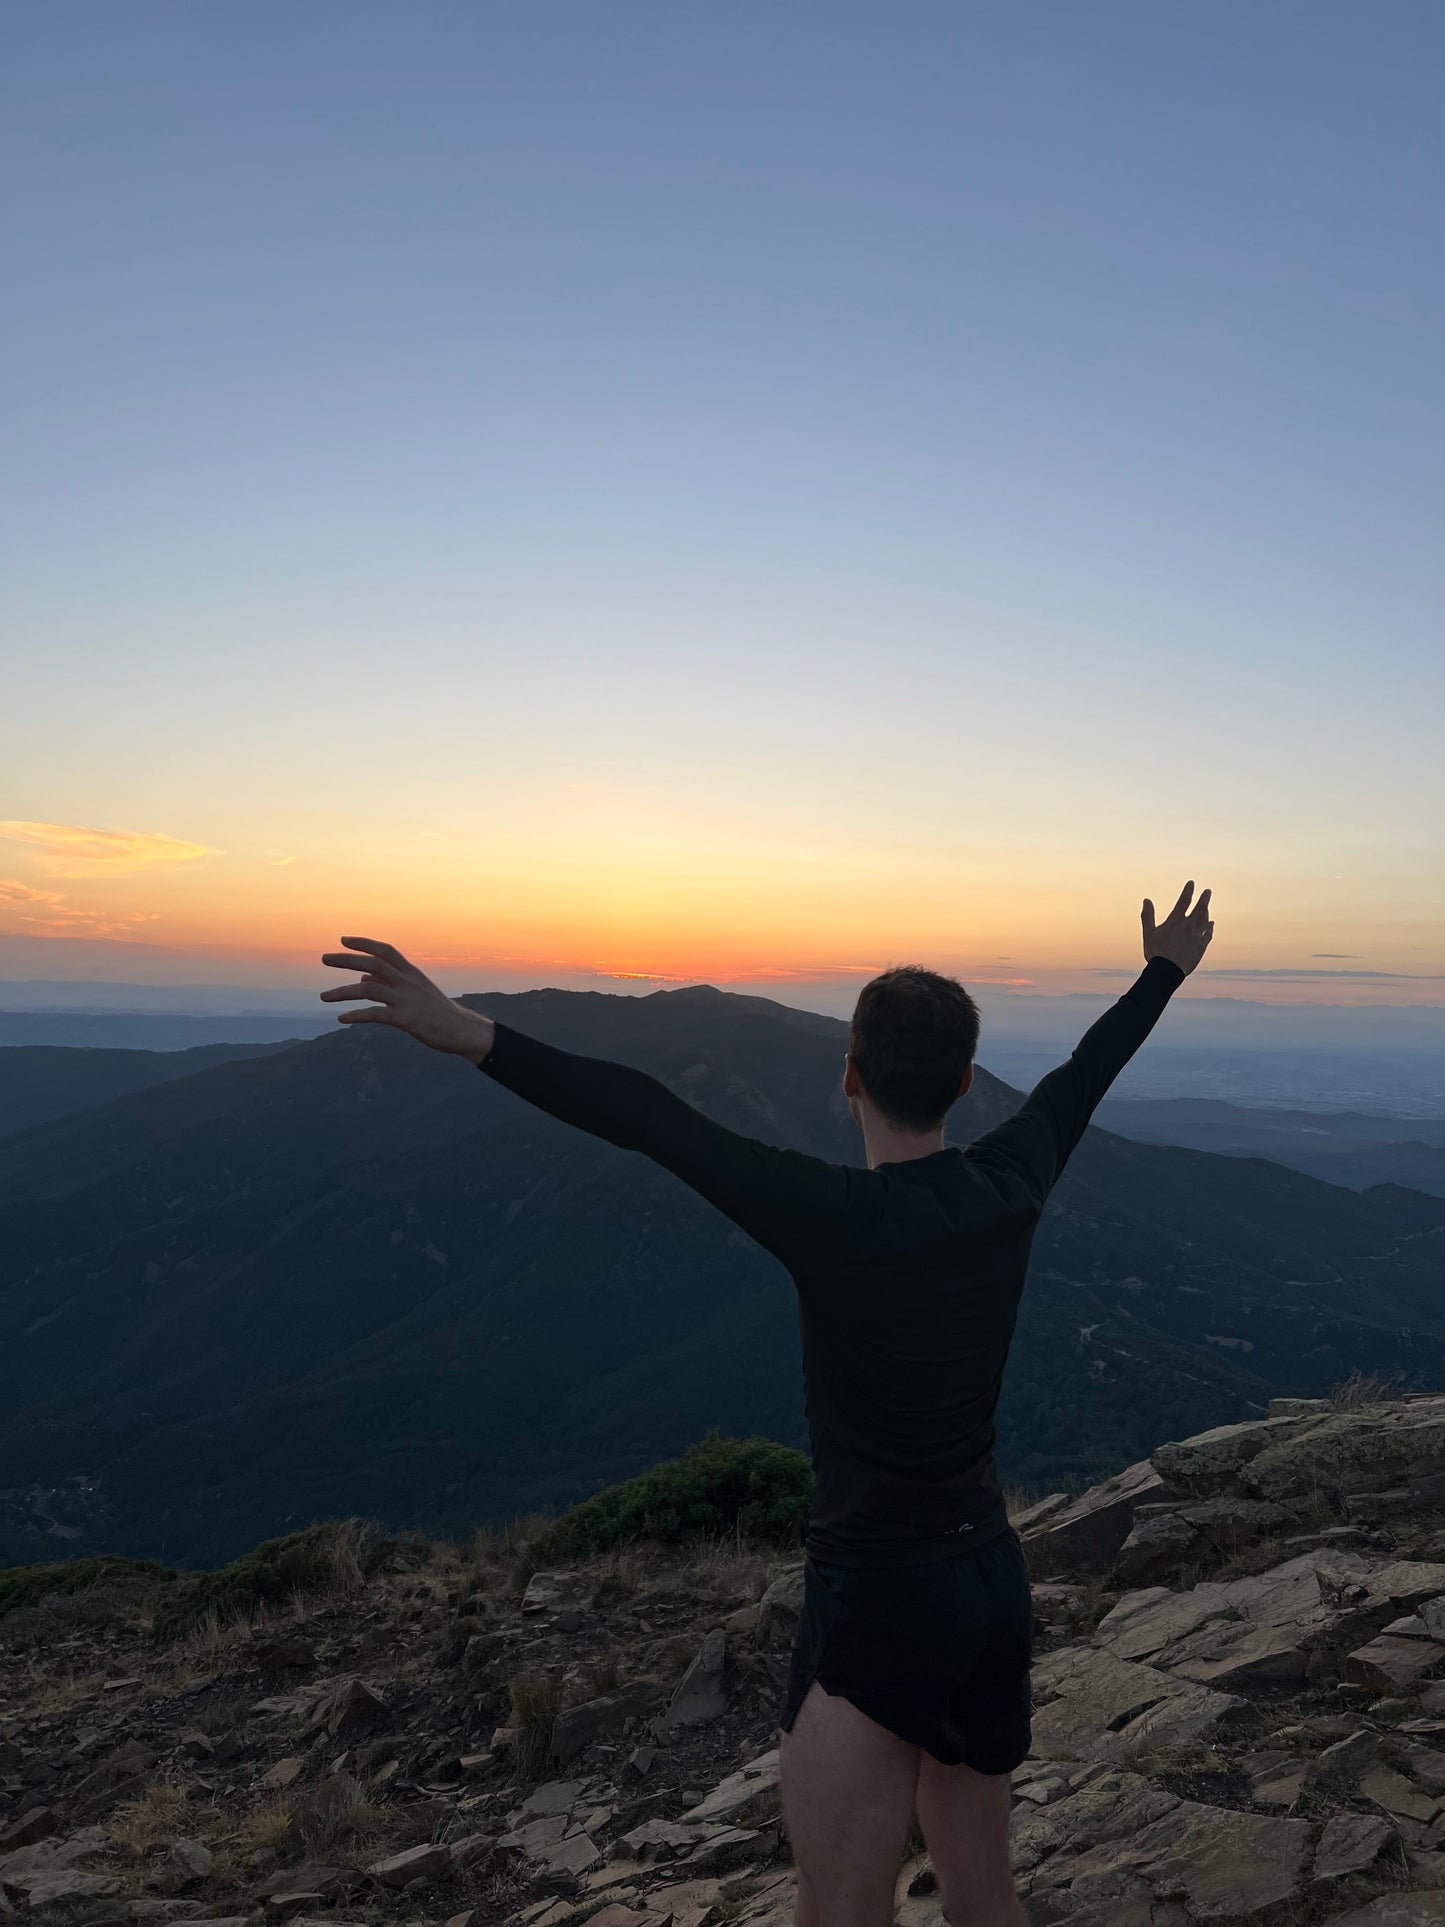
[235,1799,295,1857]
[159,1603,273,1685]
[463,1514,554,1595]
[285,1773,384,1859]
[677,1538,770,1603]
[595,1546,652,1604]
[580,1645,628,1696]
[371,1567,453,1613]
[16,1663,110,1715]
[108,1780,194,1860]
[1329,1370,1403,1412]
[234,1774,384,1863]
[507,1667,566,1780]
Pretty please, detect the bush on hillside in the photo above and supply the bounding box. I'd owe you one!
[0,1555,175,1621]
[150,1519,389,1643]
[535,1434,812,1561]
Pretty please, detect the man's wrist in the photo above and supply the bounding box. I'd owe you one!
[456,1010,496,1067]
[1143,954,1187,986]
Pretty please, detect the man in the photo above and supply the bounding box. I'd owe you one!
[321,879,1213,1927]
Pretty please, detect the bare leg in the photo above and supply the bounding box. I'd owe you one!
[914,1754,1026,1926]
[780,1682,921,1927]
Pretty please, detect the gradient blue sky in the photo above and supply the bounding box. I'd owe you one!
[3,2,1442,1013]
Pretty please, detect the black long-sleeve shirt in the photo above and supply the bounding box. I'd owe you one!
[477,955,1186,1566]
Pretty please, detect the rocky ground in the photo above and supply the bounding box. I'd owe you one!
[13,1394,1445,1924]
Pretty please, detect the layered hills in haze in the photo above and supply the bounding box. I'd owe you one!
[1,983,1442,1568]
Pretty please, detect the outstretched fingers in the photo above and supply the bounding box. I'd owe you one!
[1141,897,1156,942]
[341,935,418,972]
[1169,880,1195,920]
[319,981,401,1004]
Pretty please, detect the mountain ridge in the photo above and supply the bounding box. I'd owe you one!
[1,983,1442,1569]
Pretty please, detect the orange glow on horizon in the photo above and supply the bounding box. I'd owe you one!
[1,819,1441,1010]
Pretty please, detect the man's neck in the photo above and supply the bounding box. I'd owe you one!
[863,1119,947,1170]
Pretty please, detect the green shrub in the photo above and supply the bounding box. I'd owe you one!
[0,1556,174,1620]
[150,1518,387,1643]
[535,1434,812,1560]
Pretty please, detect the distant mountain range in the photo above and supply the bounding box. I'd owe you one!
[1098,1096,1445,1198]
[1,984,1442,1569]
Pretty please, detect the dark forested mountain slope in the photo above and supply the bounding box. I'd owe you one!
[0,1039,298,1139]
[0,984,1441,1567]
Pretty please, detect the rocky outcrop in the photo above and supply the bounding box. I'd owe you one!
[1024,1395,1445,1589]
[12,1393,1445,1925]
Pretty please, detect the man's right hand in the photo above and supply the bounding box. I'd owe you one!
[319,937,496,1064]
[1142,880,1214,976]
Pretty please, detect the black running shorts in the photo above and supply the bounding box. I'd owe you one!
[779,1527,1033,1772]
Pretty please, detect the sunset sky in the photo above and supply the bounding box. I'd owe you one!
[4,4,1442,1014]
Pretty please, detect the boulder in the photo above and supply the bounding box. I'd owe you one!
[1013,1770,1309,1920]
[1,1869,121,1910]
[1120,1800,1309,1917]
[1318,1897,1445,1925]
[1096,1549,1362,1679]
[1021,1459,1168,1577]
[167,1837,213,1883]
[1360,1767,1443,1826]
[756,1565,805,1647]
[1093,1586,1235,1664]
[1010,1770,1181,1877]
[1163,1619,1314,1687]
[1347,1636,1445,1693]
[1029,1647,1244,1763]
[1314,1811,1402,1880]
[1315,1729,1381,1780]
[1010,1492,1070,1533]
[550,1681,656,1764]
[616,1818,717,1864]
[1245,1752,1308,1810]
[676,1824,769,1874]
[521,1570,595,1616]
[1244,1406,1445,1509]
[309,1677,388,1742]
[508,1779,587,1822]
[0,1810,57,1853]
[661,1629,727,1731]
[542,1833,600,1876]
[366,1842,452,1887]
[682,1749,781,1826]
[1152,1414,1322,1498]
[1114,1512,1202,1584]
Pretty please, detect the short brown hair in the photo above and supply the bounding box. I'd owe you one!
[848,965,981,1132]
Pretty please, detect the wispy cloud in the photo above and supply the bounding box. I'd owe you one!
[269,854,298,867]
[1312,952,1356,958]
[0,819,217,876]
[1091,965,1445,983]
[0,877,159,938]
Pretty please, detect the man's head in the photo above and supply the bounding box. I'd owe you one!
[844,964,980,1134]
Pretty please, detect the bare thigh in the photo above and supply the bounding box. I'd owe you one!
[779,1682,920,1927]
[914,1752,1025,1927]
